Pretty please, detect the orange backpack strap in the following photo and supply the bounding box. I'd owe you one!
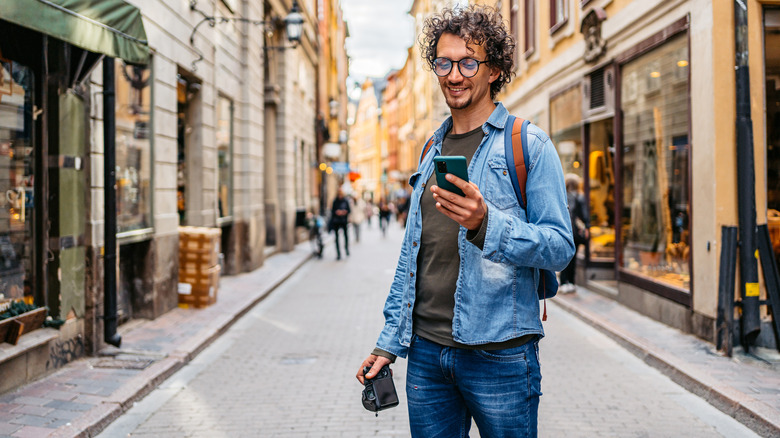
[510,117,528,207]
[419,136,435,165]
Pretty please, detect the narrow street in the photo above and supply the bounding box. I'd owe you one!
[99,222,758,438]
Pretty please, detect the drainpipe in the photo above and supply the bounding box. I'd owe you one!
[103,58,121,348]
[734,0,760,349]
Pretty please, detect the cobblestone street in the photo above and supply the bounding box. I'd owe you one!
[98,222,759,438]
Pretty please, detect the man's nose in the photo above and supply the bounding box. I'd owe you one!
[447,64,464,81]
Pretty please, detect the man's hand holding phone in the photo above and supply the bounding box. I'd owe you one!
[431,171,487,231]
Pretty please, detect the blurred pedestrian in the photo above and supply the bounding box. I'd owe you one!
[378,198,391,237]
[329,188,351,260]
[350,195,366,243]
[560,174,589,293]
[364,197,374,227]
[356,5,574,437]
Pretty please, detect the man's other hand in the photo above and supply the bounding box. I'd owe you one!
[357,354,392,385]
[431,173,487,231]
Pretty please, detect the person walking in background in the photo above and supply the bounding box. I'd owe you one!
[329,188,351,260]
[364,197,375,227]
[378,198,391,237]
[560,173,589,293]
[356,5,574,437]
[350,194,366,243]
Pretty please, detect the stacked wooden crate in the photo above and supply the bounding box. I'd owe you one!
[178,226,221,308]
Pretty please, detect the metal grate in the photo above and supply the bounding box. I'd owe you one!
[590,68,605,109]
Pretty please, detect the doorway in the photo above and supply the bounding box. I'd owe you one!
[585,117,616,266]
[765,7,780,262]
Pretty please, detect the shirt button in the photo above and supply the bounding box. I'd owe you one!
[503,170,508,176]
[408,303,411,308]
[412,242,418,247]
[422,183,426,188]
[410,272,414,278]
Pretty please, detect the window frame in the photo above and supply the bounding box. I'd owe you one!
[550,0,569,34]
[524,0,536,58]
[115,56,155,242]
[216,94,234,224]
[614,16,692,306]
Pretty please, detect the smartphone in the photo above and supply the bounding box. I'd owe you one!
[433,156,469,197]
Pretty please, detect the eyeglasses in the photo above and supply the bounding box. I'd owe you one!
[432,57,489,78]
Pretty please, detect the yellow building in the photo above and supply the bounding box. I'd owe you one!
[482,0,780,349]
[317,0,350,213]
[350,80,384,200]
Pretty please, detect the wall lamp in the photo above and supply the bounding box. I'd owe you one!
[189,0,304,70]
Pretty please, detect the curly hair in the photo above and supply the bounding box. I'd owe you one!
[420,5,515,100]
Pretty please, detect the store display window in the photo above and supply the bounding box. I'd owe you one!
[550,84,583,178]
[0,56,34,301]
[217,95,233,221]
[764,7,780,260]
[588,118,615,263]
[115,60,152,235]
[619,34,690,291]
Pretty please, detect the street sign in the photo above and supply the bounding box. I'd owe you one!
[330,162,350,174]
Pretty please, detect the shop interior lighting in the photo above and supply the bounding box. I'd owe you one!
[677,60,689,67]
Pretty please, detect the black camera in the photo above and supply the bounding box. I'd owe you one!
[436,160,447,173]
[361,365,399,414]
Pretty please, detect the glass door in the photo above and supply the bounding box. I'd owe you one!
[585,118,616,264]
[0,55,34,301]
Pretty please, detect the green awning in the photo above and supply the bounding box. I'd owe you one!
[2,0,149,65]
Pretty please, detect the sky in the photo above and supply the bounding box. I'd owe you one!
[340,0,416,88]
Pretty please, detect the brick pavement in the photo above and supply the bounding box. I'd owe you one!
[0,219,777,437]
[0,244,313,438]
[100,223,761,437]
[553,288,780,438]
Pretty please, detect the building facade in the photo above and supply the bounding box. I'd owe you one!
[487,0,779,348]
[0,0,341,394]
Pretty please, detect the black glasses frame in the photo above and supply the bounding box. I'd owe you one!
[432,57,489,78]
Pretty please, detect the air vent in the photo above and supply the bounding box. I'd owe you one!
[582,64,615,120]
[590,68,605,109]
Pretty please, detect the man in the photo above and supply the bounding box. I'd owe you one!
[330,188,351,260]
[356,5,574,437]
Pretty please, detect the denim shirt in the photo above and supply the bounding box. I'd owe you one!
[375,103,575,358]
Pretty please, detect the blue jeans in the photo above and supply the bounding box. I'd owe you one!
[406,335,542,438]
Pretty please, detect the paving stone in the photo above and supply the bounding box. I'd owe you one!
[9,414,52,427]
[10,425,56,438]
[10,405,53,416]
[0,423,21,435]
[43,400,93,412]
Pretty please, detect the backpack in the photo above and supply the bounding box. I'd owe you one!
[419,115,560,320]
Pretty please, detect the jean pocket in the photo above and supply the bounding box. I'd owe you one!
[475,344,528,363]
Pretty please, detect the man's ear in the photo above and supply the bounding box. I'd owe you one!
[488,65,501,84]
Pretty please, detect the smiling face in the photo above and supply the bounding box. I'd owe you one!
[435,33,499,112]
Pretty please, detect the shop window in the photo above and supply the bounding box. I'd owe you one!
[550,84,583,178]
[588,118,615,262]
[524,0,536,57]
[116,60,152,235]
[0,57,34,301]
[764,7,780,260]
[217,95,233,221]
[620,34,690,290]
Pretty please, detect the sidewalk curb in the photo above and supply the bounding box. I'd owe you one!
[54,250,313,438]
[552,295,780,438]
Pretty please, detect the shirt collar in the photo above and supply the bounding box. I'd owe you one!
[433,102,509,143]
